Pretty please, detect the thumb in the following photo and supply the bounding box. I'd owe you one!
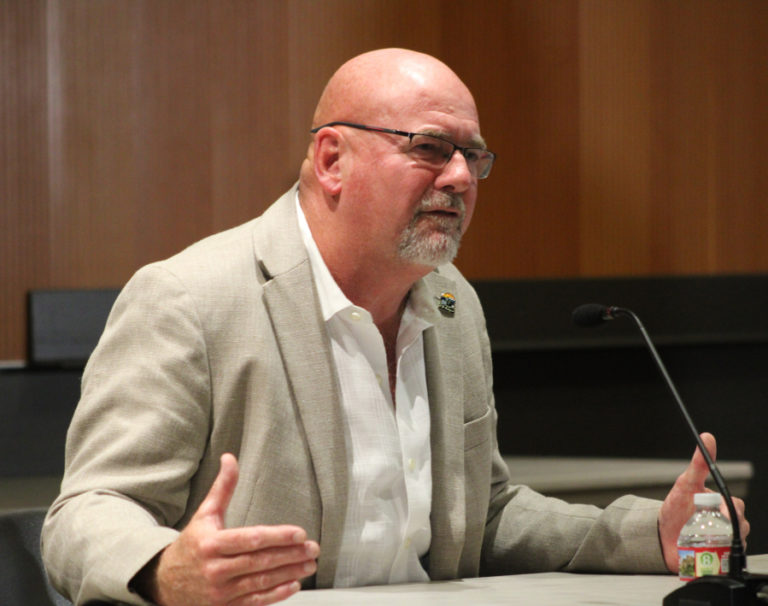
[193,453,239,528]
[685,432,716,492]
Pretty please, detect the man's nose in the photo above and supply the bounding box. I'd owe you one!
[436,149,473,193]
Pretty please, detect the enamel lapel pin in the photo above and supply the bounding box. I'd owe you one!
[437,291,456,315]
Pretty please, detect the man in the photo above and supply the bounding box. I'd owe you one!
[42,48,748,606]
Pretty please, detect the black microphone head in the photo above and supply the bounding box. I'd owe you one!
[572,303,610,327]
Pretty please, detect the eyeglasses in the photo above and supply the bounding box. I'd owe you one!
[310,121,496,180]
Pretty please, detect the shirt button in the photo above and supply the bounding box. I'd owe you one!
[350,310,362,322]
[376,374,383,386]
[404,537,412,549]
[408,458,416,472]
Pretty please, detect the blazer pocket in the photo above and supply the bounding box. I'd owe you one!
[464,406,493,452]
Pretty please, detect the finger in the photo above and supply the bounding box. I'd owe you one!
[193,453,239,526]
[215,525,312,557]
[729,497,750,543]
[715,495,749,554]
[230,560,316,601]
[683,432,716,491]
[741,518,750,546]
[213,540,319,582]
[230,580,301,606]
[718,495,738,519]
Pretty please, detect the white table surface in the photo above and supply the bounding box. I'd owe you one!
[286,554,768,606]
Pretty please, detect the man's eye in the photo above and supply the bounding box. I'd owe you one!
[464,150,481,163]
[411,143,454,163]
[413,142,442,154]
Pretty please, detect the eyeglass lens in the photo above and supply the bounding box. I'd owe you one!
[406,134,493,179]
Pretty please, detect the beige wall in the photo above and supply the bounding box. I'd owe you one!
[3,0,768,361]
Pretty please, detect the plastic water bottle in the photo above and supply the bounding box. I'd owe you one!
[677,492,732,581]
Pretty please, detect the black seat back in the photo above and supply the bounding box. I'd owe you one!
[0,508,72,606]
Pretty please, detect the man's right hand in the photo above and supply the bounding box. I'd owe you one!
[137,453,319,606]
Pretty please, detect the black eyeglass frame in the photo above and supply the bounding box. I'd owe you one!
[309,120,496,179]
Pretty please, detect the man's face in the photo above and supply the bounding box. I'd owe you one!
[346,101,483,271]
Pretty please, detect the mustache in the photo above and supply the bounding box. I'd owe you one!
[415,191,465,215]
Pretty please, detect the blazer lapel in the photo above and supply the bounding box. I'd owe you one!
[253,189,348,588]
[421,272,467,580]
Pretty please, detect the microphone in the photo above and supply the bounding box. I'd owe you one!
[572,303,767,605]
[572,303,624,328]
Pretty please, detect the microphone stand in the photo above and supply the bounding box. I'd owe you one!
[574,304,768,605]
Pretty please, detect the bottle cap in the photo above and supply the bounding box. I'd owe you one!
[694,492,722,507]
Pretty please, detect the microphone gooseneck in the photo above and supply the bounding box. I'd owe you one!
[572,303,765,605]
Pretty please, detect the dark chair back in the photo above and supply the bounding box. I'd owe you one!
[0,508,72,606]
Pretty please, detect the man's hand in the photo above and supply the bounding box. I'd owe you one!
[140,453,320,606]
[658,432,749,572]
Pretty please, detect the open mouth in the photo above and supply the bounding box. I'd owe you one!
[414,211,463,235]
[421,208,460,219]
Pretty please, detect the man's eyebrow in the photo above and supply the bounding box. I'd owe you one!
[419,128,487,150]
[470,134,488,149]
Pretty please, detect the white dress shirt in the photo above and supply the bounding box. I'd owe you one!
[296,196,436,587]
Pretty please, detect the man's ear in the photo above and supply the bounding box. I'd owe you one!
[313,129,343,196]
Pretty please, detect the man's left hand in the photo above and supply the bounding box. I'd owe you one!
[658,432,750,572]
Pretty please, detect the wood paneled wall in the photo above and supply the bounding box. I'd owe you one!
[3,0,768,362]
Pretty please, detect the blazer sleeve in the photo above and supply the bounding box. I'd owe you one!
[41,264,213,605]
[482,477,668,574]
[478,371,668,573]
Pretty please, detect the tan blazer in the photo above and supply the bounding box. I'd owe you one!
[42,187,667,605]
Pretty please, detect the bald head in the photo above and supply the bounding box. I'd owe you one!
[312,48,478,130]
[300,49,484,193]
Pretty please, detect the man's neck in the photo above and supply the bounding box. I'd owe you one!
[298,188,431,330]
[331,259,426,329]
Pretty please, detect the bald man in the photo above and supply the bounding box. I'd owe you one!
[42,49,748,606]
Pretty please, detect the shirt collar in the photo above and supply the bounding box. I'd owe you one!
[296,192,353,322]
